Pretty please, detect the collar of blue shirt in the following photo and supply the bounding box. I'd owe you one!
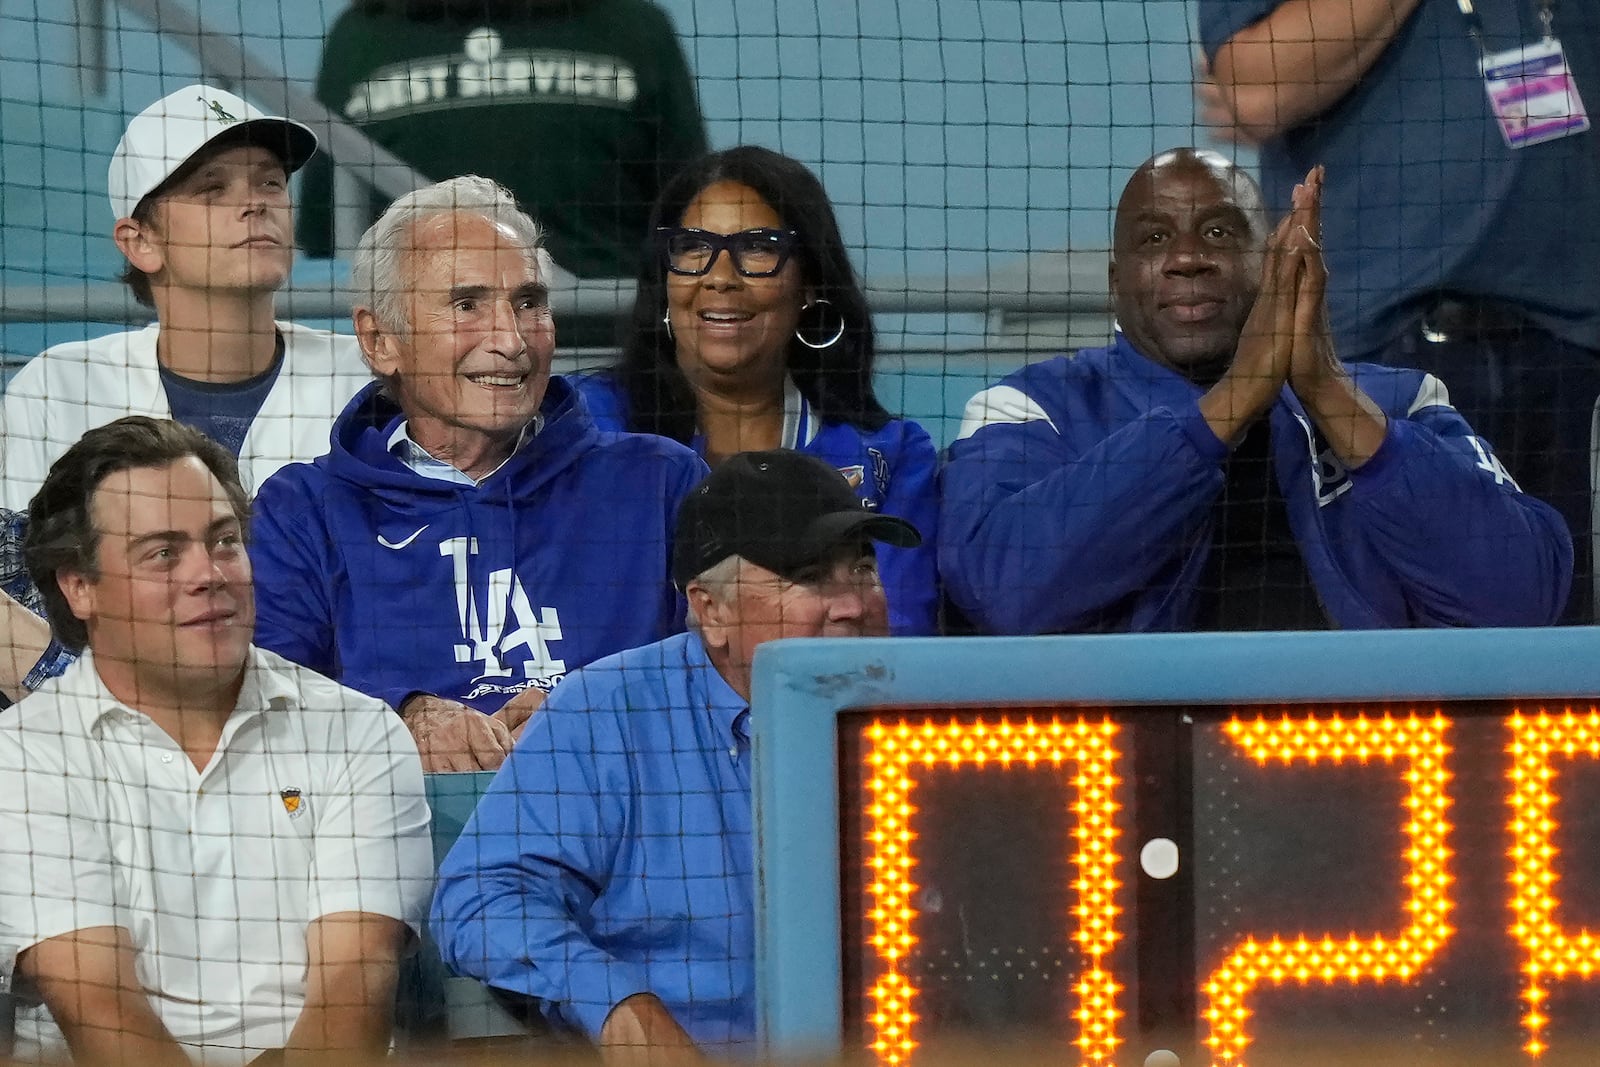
[386,415,543,487]
[684,630,750,749]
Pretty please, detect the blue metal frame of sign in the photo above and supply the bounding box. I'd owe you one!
[748,627,1600,1057]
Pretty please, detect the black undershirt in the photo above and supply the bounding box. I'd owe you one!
[1192,417,1329,631]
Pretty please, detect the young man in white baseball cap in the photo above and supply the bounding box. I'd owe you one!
[0,84,370,512]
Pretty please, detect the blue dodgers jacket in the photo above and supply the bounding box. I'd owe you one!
[250,377,709,714]
[940,335,1573,634]
[431,631,754,1052]
[574,371,940,634]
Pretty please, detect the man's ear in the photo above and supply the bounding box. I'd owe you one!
[56,569,96,630]
[113,216,163,276]
[686,580,733,653]
[353,307,399,377]
[1106,258,1119,306]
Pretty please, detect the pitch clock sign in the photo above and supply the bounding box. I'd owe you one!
[748,633,1600,1067]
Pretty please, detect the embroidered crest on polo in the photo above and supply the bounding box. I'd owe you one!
[198,96,240,124]
[279,788,307,819]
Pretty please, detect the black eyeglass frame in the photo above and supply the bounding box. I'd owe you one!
[656,226,801,278]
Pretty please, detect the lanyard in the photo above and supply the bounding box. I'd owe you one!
[1456,0,1557,49]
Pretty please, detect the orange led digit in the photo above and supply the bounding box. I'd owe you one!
[1202,713,1455,1067]
[861,717,1124,1067]
[1507,709,1600,1058]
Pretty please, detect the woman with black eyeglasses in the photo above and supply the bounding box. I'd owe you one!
[575,145,939,635]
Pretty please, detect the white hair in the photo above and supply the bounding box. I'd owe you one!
[351,174,546,335]
[684,555,744,632]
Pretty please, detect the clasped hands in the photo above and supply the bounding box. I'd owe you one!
[399,685,547,773]
[1202,165,1387,468]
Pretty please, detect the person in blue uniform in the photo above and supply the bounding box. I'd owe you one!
[574,145,939,635]
[941,148,1571,635]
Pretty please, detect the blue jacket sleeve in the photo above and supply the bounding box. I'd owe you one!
[876,420,941,636]
[939,393,1229,635]
[430,686,653,1040]
[1197,0,1284,60]
[1341,403,1573,626]
[250,469,341,681]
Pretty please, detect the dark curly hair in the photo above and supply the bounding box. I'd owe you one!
[613,145,889,443]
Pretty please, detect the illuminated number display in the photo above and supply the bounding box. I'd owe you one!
[1508,711,1600,1058]
[1202,714,1454,1065]
[857,717,1124,1064]
[838,705,1600,1067]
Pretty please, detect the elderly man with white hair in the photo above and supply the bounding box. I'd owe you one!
[249,175,707,772]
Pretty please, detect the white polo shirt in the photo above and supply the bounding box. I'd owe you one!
[0,647,433,1065]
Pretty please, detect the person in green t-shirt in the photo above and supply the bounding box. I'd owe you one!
[297,0,708,279]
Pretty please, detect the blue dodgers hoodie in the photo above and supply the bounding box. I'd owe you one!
[250,377,709,714]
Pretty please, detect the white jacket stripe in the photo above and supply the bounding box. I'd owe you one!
[1406,373,1452,416]
[956,385,1059,442]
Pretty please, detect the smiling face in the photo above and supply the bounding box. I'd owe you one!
[666,180,808,396]
[361,211,555,478]
[1109,151,1267,382]
[128,144,294,297]
[60,456,254,711]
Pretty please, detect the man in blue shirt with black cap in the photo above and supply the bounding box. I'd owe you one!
[430,449,921,1062]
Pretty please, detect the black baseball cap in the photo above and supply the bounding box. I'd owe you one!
[672,449,922,586]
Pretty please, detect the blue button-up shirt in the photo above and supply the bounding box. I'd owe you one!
[430,630,755,1052]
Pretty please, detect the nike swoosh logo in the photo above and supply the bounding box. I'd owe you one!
[377,525,430,550]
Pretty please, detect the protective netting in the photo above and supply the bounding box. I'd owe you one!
[0,1,1596,1063]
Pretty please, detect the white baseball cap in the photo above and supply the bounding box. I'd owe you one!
[107,84,318,221]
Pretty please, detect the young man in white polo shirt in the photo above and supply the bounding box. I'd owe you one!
[0,417,431,1065]
[0,84,370,511]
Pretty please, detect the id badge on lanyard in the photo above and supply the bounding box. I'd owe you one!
[1460,0,1591,147]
